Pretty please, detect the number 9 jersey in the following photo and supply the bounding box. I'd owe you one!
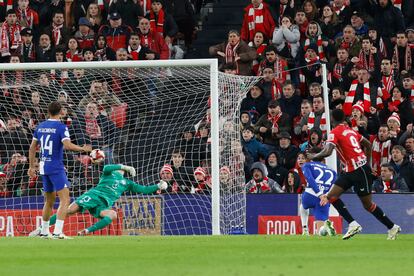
[33,119,70,175]
[326,124,367,172]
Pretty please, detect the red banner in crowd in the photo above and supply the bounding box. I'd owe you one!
[258,215,342,235]
[0,209,123,237]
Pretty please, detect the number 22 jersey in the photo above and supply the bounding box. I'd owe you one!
[326,124,367,172]
[33,119,70,175]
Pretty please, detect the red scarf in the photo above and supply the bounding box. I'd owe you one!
[16,7,37,29]
[85,115,102,139]
[0,21,22,54]
[128,45,142,60]
[371,137,392,176]
[411,84,414,102]
[150,8,164,36]
[343,80,371,116]
[333,61,346,80]
[140,34,151,48]
[225,42,240,74]
[66,50,82,62]
[140,0,152,14]
[258,57,290,82]
[307,111,327,135]
[393,0,402,10]
[332,4,345,15]
[381,71,394,101]
[382,180,393,193]
[98,0,105,10]
[251,43,267,74]
[392,45,412,72]
[304,36,324,60]
[271,78,282,100]
[247,3,265,41]
[358,50,375,72]
[267,112,283,128]
[249,177,272,193]
[52,23,63,46]
[388,97,402,112]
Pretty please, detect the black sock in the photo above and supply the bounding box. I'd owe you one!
[370,205,394,229]
[332,199,355,224]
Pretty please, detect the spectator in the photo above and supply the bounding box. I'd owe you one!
[0,116,30,163]
[371,125,395,176]
[259,66,281,100]
[299,45,323,91]
[276,131,299,170]
[44,11,70,48]
[0,10,23,61]
[294,9,308,43]
[403,135,414,163]
[300,95,327,137]
[390,145,414,192]
[255,99,291,151]
[136,17,169,60]
[170,148,194,193]
[350,11,368,38]
[209,30,257,76]
[293,99,312,145]
[302,0,318,22]
[241,126,268,162]
[36,33,54,62]
[74,17,95,50]
[0,171,10,197]
[98,12,133,52]
[378,59,395,102]
[267,0,295,26]
[86,2,105,34]
[240,83,269,124]
[331,0,352,29]
[392,31,414,74]
[146,0,178,45]
[240,111,253,133]
[16,0,39,31]
[349,100,369,136]
[371,0,405,45]
[109,0,144,29]
[299,127,323,152]
[373,163,409,193]
[16,27,36,63]
[319,5,341,41]
[157,164,179,194]
[241,0,275,43]
[279,81,302,123]
[27,90,46,123]
[245,161,283,193]
[62,69,91,105]
[193,166,211,194]
[307,82,322,102]
[127,32,158,60]
[335,25,362,58]
[249,31,268,75]
[66,37,83,62]
[358,36,380,74]
[257,45,290,82]
[272,15,300,59]
[329,47,351,90]
[282,170,301,193]
[94,34,116,61]
[82,47,95,62]
[329,87,345,110]
[2,55,24,108]
[219,166,232,189]
[265,151,288,187]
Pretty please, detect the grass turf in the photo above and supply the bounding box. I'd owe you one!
[1,235,413,276]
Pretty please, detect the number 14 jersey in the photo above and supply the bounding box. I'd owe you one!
[33,119,70,175]
[326,124,367,172]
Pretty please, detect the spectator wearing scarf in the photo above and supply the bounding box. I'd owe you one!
[245,162,283,193]
[241,0,275,43]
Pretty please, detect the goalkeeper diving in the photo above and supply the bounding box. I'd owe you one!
[30,164,168,237]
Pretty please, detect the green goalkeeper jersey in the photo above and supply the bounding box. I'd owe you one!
[88,164,159,207]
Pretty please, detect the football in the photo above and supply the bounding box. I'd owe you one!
[318,226,328,236]
[90,149,105,164]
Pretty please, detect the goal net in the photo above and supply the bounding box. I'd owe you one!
[0,60,257,236]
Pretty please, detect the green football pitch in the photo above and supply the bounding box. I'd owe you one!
[1,235,413,276]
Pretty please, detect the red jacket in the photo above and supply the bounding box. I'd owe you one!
[240,3,275,42]
[137,30,169,60]
[98,24,133,52]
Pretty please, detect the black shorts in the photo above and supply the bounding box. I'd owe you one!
[335,165,373,196]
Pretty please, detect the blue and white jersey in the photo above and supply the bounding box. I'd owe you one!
[302,161,337,198]
[33,119,70,175]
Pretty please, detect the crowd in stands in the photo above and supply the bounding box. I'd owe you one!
[210,0,414,194]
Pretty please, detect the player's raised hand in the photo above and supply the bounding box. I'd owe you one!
[121,165,136,177]
[82,144,92,152]
[28,167,37,178]
[319,194,329,206]
[158,180,168,190]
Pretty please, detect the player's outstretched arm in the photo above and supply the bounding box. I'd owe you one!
[28,140,38,178]
[102,164,136,177]
[127,180,168,194]
[63,140,92,153]
[307,143,335,161]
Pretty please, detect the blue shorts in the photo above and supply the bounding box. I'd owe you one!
[42,172,70,192]
[301,192,330,221]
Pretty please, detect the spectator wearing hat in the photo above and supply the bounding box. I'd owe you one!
[16,27,36,62]
[406,27,414,45]
[255,99,291,151]
[146,0,178,46]
[279,81,302,123]
[209,30,257,76]
[350,10,368,38]
[240,0,275,44]
[98,12,133,52]
[301,21,327,62]
[387,112,401,139]
[157,164,179,194]
[373,163,409,193]
[241,126,268,162]
[265,151,288,186]
[43,10,71,48]
[16,0,39,31]
[276,131,299,170]
[245,162,283,193]
[391,31,414,74]
[240,83,269,124]
[0,10,23,60]
[390,145,414,192]
[74,17,95,50]
[109,0,144,29]
[367,25,390,59]
[136,17,169,60]
[379,85,413,133]
[193,166,211,194]
[348,100,369,136]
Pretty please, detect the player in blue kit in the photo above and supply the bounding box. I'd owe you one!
[28,101,92,239]
[300,147,337,236]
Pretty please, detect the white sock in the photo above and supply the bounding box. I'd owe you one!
[299,204,309,229]
[53,219,65,235]
[349,221,360,227]
[41,220,50,235]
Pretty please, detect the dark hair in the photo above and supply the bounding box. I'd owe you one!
[313,95,324,102]
[48,101,62,116]
[264,45,277,54]
[361,36,372,43]
[243,126,255,133]
[171,148,184,157]
[332,109,345,123]
[392,145,406,156]
[380,163,395,174]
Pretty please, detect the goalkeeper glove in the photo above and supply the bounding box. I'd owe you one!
[158,180,168,190]
[121,165,136,177]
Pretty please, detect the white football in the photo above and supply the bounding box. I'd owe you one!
[318,226,328,236]
[90,149,105,164]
